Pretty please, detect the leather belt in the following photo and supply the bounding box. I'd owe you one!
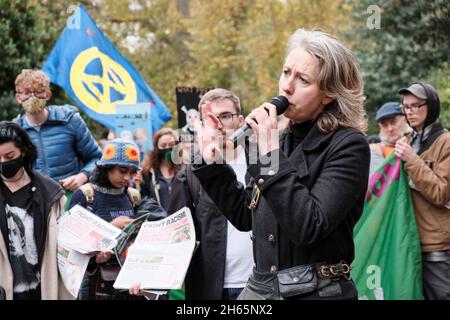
[315,261,352,280]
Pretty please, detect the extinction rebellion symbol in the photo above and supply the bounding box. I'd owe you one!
[70,47,137,114]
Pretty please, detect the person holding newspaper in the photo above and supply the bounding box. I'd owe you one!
[69,139,166,300]
[0,121,73,300]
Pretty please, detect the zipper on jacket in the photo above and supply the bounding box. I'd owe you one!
[37,129,49,175]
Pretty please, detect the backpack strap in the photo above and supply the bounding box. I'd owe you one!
[417,123,446,155]
[149,168,161,205]
[79,183,95,211]
[127,187,141,206]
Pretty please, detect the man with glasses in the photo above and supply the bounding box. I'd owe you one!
[14,69,101,195]
[169,88,254,300]
[395,82,450,300]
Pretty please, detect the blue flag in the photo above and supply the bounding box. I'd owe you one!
[42,4,172,131]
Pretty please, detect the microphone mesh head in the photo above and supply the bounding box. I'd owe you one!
[270,96,289,115]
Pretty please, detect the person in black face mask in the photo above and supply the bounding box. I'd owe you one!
[0,121,74,300]
[138,128,181,211]
[0,155,24,180]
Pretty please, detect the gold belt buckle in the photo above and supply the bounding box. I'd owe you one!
[342,263,352,280]
[320,265,331,278]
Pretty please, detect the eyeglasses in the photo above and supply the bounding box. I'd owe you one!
[400,102,427,113]
[16,91,48,101]
[215,113,240,126]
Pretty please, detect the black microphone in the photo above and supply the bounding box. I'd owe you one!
[226,96,289,149]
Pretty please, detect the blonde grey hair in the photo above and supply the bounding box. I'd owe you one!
[287,29,367,133]
[198,88,241,114]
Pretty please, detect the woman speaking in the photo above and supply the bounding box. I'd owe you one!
[192,29,370,300]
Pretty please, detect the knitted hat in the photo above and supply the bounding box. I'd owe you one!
[96,139,141,170]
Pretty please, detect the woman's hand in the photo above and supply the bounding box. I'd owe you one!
[194,101,224,164]
[111,216,134,229]
[246,103,279,156]
[59,172,88,192]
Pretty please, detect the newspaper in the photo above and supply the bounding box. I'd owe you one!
[57,204,124,297]
[113,207,195,290]
[114,213,150,267]
[57,243,90,297]
[58,204,123,254]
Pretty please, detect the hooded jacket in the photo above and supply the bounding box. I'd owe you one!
[402,82,450,252]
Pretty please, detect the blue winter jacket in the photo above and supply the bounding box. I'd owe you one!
[16,105,102,181]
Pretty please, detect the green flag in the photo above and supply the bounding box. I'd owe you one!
[168,289,185,300]
[353,153,424,300]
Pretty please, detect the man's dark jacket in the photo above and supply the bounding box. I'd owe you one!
[169,152,251,300]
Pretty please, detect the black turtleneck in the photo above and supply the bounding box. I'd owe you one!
[287,120,315,155]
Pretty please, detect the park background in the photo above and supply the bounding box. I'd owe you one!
[0,0,448,138]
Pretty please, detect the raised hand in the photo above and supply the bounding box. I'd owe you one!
[193,101,225,164]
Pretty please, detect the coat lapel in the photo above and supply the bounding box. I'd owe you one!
[280,129,310,180]
[302,125,335,152]
[281,124,336,181]
[288,144,310,180]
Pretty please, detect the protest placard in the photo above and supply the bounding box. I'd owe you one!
[115,103,152,159]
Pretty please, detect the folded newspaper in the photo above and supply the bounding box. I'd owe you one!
[57,204,124,297]
[57,243,90,298]
[58,204,123,254]
[113,207,195,290]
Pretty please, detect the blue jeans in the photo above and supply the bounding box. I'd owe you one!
[222,287,244,300]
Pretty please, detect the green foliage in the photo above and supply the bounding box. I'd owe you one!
[0,0,67,119]
[1,0,447,136]
[0,0,107,138]
[93,0,352,120]
[347,0,449,132]
[0,0,44,120]
[428,65,450,129]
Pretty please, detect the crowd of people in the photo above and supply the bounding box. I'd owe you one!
[0,28,448,300]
